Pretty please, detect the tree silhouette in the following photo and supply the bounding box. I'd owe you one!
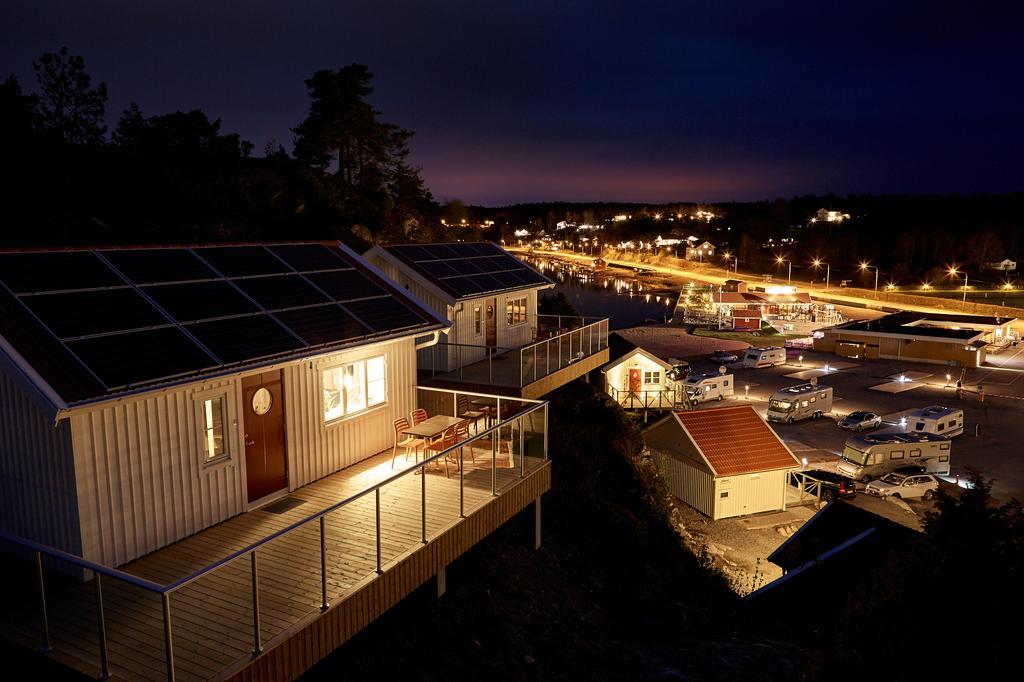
[32,47,107,145]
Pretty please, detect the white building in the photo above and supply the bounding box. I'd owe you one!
[0,243,450,567]
[598,333,677,410]
[646,405,801,520]
[986,259,1017,272]
[685,241,716,261]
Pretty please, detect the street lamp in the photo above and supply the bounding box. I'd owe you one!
[776,255,792,285]
[948,265,969,303]
[811,258,830,289]
[722,251,738,275]
[859,261,879,293]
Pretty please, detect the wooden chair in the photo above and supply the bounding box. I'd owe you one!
[410,408,428,426]
[426,424,459,478]
[391,417,424,468]
[456,395,486,432]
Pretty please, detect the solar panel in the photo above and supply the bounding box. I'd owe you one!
[419,260,461,278]
[21,288,170,339]
[444,277,485,296]
[424,245,460,260]
[232,274,329,310]
[67,327,215,388]
[275,304,368,346]
[194,246,292,277]
[145,281,259,322]
[0,252,123,293]
[386,242,550,299]
[268,244,347,271]
[394,245,433,262]
[305,269,387,301]
[342,298,425,332]
[101,249,217,284]
[188,314,304,364]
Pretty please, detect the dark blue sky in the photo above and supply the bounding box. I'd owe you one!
[3,1,1023,204]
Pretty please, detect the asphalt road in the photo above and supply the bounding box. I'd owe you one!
[683,349,1024,503]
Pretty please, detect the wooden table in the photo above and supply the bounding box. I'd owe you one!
[403,414,462,440]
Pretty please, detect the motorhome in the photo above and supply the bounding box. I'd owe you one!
[907,405,964,438]
[683,372,734,404]
[838,432,952,482]
[741,346,786,368]
[766,383,833,422]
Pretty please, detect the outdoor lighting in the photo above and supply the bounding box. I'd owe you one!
[886,282,896,291]
[744,385,750,399]
[946,373,952,387]
[776,255,792,285]
[859,261,880,293]
[948,265,969,303]
[798,354,804,366]
[811,258,831,288]
[801,457,808,468]
[921,282,932,290]
[824,362,831,372]
[900,416,907,427]
[1004,282,1014,290]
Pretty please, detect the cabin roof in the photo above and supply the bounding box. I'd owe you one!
[671,404,801,476]
[0,242,448,409]
[379,241,553,301]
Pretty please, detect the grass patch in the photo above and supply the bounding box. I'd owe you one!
[692,328,798,343]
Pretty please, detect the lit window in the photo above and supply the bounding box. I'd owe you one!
[202,396,227,461]
[643,371,660,385]
[506,296,528,325]
[323,355,387,422]
[474,305,482,335]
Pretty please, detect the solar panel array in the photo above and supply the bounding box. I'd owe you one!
[0,244,438,395]
[386,242,549,298]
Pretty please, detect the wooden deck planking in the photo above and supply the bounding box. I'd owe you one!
[2,447,547,681]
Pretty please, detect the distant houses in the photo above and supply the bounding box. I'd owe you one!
[685,240,716,261]
[986,258,1017,272]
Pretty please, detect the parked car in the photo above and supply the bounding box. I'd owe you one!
[865,472,940,500]
[790,469,857,502]
[710,350,738,364]
[667,362,693,381]
[838,411,883,431]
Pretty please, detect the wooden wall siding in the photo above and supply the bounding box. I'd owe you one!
[654,451,715,518]
[714,470,789,520]
[70,377,246,567]
[284,338,417,489]
[521,347,609,400]
[0,367,80,555]
[228,462,551,682]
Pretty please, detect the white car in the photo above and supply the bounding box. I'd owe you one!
[838,411,883,431]
[865,472,940,500]
[710,350,738,364]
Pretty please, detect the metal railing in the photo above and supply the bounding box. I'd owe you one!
[0,386,548,682]
[518,316,609,386]
[608,386,681,410]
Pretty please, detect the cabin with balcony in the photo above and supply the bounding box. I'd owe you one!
[366,242,610,399]
[598,332,679,410]
[0,242,552,681]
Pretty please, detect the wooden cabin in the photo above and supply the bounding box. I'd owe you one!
[0,242,450,567]
[598,333,678,410]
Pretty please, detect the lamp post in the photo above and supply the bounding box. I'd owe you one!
[859,262,879,293]
[776,255,792,285]
[811,259,830,289]
[948,266,969,303]
[722,252,739,275]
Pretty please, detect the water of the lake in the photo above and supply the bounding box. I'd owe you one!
[522,255,680,329]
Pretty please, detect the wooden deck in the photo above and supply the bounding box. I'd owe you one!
[1,447,550,681]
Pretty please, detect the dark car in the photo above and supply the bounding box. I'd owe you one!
[667,362,692,381]
[789,469,857,502]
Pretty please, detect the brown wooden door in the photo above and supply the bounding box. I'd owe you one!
[629,368,642,393]
[242,371,287,503]
[485,298,497,354]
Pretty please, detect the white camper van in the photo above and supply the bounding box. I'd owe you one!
[766,382,833,423]
[683,372,734,404]
[741,346,787,368]
[907,406,964,438]
[838,432,952,482]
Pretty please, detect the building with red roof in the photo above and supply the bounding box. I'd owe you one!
[645,404,801,519]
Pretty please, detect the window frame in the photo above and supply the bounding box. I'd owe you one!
[193,387,233,468]
[473,304,482,336]
[321,354,388,426]
[505,296,528,326]
[643,370,661,385]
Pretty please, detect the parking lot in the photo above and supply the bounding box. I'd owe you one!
[683,348,1024,503]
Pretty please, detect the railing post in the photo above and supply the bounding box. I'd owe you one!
[250,551,262,655]
[533,345,538,382]
[34,551,51,653]
[520,415,526,478]
[162,593,175,682]
[94,573,110,679]
[491,429,497,496]
[320,516,329,611]
[459,445,465,517]
[421,462,428,544]
[543,404,549,460]
[558,336,562,369]
[375,488,383,574]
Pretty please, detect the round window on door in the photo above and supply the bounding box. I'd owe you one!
[251,387,273,415]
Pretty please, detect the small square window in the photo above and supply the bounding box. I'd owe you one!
[720,491,729,499]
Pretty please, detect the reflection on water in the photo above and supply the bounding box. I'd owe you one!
[523,255,679,329]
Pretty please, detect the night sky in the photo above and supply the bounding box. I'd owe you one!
[4,1,1023,205]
